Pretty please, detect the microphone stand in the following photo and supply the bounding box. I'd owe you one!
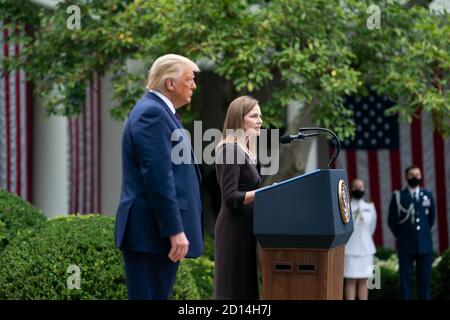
[292,127,341,169]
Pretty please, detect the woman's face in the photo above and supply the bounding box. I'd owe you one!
[243,104,263,136]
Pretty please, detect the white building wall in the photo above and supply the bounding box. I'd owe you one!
[100,73,124,216]
[32,96,68,218]
[286,101,319,172]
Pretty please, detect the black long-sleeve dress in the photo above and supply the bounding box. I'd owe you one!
[214,143,261,300]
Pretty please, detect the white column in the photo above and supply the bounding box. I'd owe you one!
[32,96,68,218]
[100,73,124,216]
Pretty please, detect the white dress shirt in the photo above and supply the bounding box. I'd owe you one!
[408,186,420,201]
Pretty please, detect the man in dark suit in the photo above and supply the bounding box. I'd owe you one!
[115,54,203,300]
[388,165,435,300]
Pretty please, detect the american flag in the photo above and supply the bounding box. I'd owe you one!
[0,21,31,201]
[68,73,102,214]
[334,92,450,253]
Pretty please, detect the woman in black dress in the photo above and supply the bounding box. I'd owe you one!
[214,96,263,300]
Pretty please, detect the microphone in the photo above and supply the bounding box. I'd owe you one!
[280,133,306,144]
[279,127,341,169]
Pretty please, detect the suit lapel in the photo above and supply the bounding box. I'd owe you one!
[146,91,202,183]
[146,91,182,130]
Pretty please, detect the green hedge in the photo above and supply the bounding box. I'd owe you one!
[0,189,46,251]
[369,255,401,300]
[0,214,205,300]
[432,249,450,300]
[375,246,396,261]
[369,248,450,300]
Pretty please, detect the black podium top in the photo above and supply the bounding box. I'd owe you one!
[254,169,354,249]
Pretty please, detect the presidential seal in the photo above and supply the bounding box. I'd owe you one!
[338,179,351,224]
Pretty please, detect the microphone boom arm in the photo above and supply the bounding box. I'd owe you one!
[296,127,341,169]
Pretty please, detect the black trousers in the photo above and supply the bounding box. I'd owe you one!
[398,253,432,300]
[122,250,179,300]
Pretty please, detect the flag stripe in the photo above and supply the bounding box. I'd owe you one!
[379,150,395,248]
[346,150,356,183]
[67,74,101,214]
[15,28,21,196]
[25,26,31,202]
[434,133,448,251]
[357,150,370,197]
[82,100,87,214]
[445,138,450,248]
[96,73,101,213]
[411,113,424,173]
[421,113,439,252]
[4,28,11,191]
[389,149,402,191]
[0,21,3,190]
[8,33,16,195]
[90,78,94,212]
[75,117,79,213]
[368,150,383,245]
[399,121,412,179]
[0,22,31,201]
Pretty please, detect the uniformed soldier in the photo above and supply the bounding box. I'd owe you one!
[388,165,435,300]
[344,178,377,300]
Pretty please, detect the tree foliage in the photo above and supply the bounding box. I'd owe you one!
[1,0,449,138]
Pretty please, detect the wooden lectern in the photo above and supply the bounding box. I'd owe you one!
[254,169,354,300]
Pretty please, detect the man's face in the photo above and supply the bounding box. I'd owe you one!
[171,66,197,108]
[406,168,422,181]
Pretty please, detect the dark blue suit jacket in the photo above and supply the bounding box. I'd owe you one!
[388,188,435,255]
[115,91,203,257]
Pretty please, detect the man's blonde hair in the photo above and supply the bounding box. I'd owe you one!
[146,54,200,91]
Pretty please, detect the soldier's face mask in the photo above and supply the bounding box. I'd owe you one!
[350,189,365,199]
[407,177,421,188]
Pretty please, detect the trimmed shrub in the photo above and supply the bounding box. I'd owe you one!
[369,251,447,300]
[173,261,201,300]
[184,256,214,300]
[0,189,46,251]
[203,232,215,261]
[375,246,395,261]
[0,214,202,300]
[175,232,215,300]
[369,255,401,300]
[0,220,6,244]
[0,215,126,299]
[432,249,450,300]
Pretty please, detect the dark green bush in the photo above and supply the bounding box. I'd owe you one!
[0,189,46,251]
[184,256,214,299]
[175,232,215,299]
[173,261,201,300]
[432,249,450,300]
[369,256,401,300]
[0,215,126,299]
[369,251,448,300]
[203,231,215,261]
[375,246,396,261]
[0,214,203,300]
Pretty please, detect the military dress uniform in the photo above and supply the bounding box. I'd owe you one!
[344,199,377,278]
[388,187,435,300]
